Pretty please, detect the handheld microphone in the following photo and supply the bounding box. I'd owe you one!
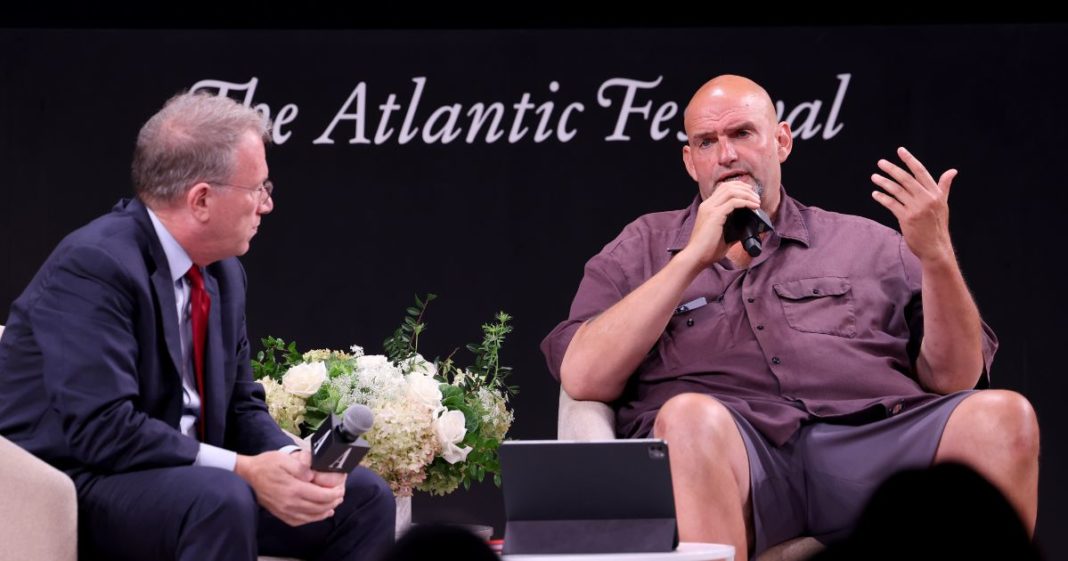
[723,208,774,257]
[310,404,373,472]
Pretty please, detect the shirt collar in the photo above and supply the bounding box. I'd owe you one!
[667,185,811,253]
[146,207,194,284]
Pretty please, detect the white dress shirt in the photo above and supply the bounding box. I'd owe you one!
[146,208,238,470]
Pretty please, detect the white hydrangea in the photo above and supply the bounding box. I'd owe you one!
[259,377,307,435]
[361,390,439,497]
[344,354,407,407]
[302,349,333,362]
[477,386,514,443]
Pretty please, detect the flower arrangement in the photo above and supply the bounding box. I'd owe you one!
[252,294,516,497]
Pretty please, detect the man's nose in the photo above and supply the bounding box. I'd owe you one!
[259,194,274,214]
[717,140,738,164]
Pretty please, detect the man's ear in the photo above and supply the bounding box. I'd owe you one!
[777,122,793,163]
[187,182,212,222]
[682,144,699,182]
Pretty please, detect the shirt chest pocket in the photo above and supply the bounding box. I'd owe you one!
[658,296,730,371]
[772,277,857,338]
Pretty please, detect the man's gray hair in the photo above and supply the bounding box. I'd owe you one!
[132,92,272,204]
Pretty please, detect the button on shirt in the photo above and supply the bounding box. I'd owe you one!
[146,209,237,470]
[541,187,998,446]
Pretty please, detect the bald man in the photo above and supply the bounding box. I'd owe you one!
[541,75,1038,560]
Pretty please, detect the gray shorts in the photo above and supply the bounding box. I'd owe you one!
[729,391,974,557]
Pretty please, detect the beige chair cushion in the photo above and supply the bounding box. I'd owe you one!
[0,434,77,561]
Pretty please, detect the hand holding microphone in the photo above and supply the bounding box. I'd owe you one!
[310,404,374,473]
[687,180,774,265]
[723,206,774,257]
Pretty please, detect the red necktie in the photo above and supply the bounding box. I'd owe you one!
[186,266,211,440]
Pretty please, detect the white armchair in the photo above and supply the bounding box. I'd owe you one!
[557,387,823,561]
[0,324,299,561]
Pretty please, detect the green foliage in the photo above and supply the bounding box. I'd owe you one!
[252,336,301,382]
[383,293,436,368]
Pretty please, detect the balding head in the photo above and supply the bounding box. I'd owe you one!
[684,75,778,136]
[132,92,272,207]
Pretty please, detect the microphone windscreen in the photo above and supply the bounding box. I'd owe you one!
[342,404,374,437]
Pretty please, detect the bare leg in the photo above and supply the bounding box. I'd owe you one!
[935,390,1040,534]
[654,393,753,561]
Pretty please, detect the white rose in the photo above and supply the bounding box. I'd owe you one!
[407,373,443,411]
[435,409,472,464]
[282,361,327,398]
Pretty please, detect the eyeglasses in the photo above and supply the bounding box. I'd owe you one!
[210,179,274,204]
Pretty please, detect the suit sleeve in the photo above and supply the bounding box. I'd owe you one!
[30,244,200,471]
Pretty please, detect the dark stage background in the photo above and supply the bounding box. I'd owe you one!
[2,26,1064,558]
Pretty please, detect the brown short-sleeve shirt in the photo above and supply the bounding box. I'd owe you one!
[541,189,997,446]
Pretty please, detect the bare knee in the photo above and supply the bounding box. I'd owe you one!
[654,393,752,540]
[655,393,735,441]
[946,390,1040,464]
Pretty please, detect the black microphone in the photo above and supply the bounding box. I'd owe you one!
[310,404,373,472]
[723,208,775,257]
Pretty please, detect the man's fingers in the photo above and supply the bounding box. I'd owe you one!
[876,158,924,197]
[896,146,938,190]
[277,452,315,482]
[278,509,334,528]
[938,169,958,198]
[313,471,347,489]
[871,190,905,220]
[709,181,761,205]
[870,174,910,203]
[292,479,345,506]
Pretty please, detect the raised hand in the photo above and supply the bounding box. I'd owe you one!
[870,146,957,264]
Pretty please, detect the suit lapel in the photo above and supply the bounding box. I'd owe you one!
[130,199,185,383]
[150,268,185,381]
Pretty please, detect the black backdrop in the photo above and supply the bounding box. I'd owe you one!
[2,26,1065,558]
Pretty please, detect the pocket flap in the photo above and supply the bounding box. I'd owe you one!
[773,277,851,300]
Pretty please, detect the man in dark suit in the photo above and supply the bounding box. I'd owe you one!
[0,92,394,560]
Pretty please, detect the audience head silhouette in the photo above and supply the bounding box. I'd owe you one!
[813,462,1041,561]
[379,524,497,561]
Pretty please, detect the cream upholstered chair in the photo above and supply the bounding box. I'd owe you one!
[558,387,824,561]
[0,324,300,561]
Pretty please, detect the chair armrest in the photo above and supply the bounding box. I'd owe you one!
[0,435,77,561]
[557,387,616,441]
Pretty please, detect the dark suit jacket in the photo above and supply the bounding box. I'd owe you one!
[0,198,292,491]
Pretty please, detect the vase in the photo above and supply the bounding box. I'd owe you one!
[395,494,412,538]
